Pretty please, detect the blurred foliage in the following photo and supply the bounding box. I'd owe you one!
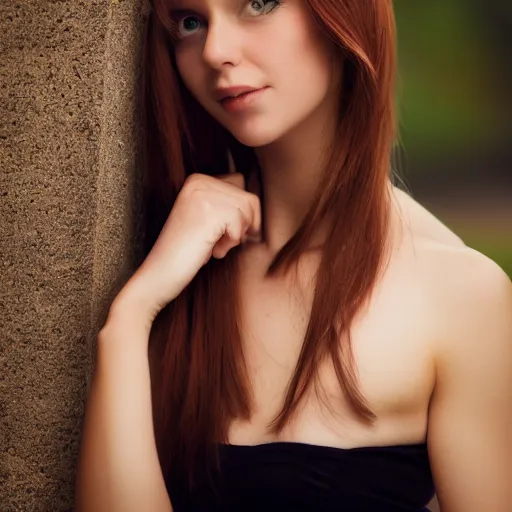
[393,1,511,278]
[394,1,505,155]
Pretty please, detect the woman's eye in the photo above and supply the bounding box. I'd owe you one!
[172,0,279,39]
[177,15,203,38]
[246,0,280,17]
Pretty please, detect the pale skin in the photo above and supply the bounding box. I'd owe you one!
[107,0,512,510]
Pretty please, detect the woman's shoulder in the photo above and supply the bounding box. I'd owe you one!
[390,185,465,250]
[391,185,506,283]
[391,186,511,359]
[393,192,512,511]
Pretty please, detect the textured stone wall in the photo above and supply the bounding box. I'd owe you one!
[1,1,146,510]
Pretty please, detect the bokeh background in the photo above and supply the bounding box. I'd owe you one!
[394,0,511,277]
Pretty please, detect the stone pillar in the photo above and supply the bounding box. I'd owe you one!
[1,1,146,509]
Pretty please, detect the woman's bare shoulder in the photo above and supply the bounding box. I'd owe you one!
[391,185,511,346]
[397,195,512,512]
[391,186,466,250]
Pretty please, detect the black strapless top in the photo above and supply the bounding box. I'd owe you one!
[169,442,436,511]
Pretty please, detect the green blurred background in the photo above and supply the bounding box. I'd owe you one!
[393,1,511,277]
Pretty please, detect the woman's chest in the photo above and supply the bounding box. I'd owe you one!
[229,254,436,447]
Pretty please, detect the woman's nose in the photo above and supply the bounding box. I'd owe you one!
[202,18,243,70]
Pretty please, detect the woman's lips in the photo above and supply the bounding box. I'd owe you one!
[219,86,270,113]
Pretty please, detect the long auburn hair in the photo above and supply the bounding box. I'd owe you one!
[141,0,398,492]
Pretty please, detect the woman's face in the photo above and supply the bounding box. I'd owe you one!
[172,0,341,147]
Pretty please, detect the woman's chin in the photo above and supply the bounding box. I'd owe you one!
[228,127,281,149]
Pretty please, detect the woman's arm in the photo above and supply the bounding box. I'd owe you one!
[427,249,512,512]
[75,296,173,512]
[74,172,260,511]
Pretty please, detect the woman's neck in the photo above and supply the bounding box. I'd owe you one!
[252,108,336,252]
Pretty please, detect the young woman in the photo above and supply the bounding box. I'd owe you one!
[75,0,512,511]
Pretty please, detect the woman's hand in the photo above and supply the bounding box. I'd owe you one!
[110,172,261,326]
